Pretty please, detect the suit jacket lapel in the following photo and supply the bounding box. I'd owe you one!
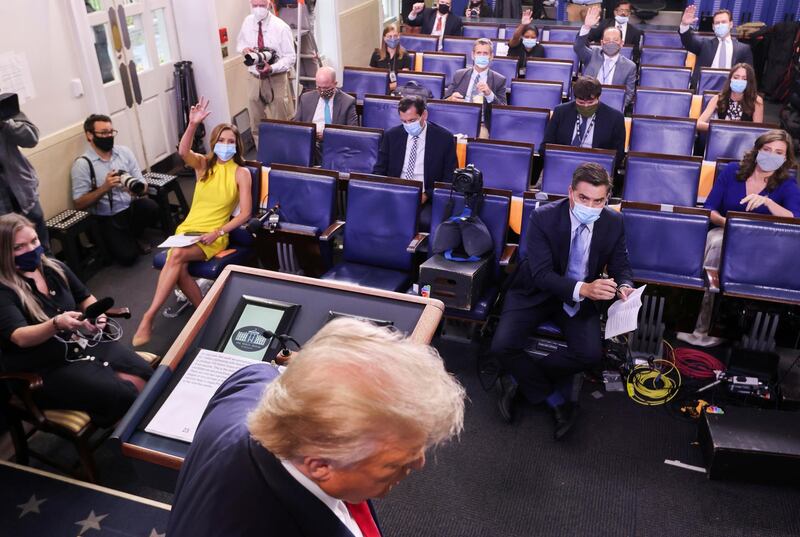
[309,92,321,119]
[423,124,434,182]
[587,209,609,278]
[558,201,572,273]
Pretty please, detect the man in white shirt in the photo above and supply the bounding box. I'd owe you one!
[237,0,298,137]
[406,0,464,49]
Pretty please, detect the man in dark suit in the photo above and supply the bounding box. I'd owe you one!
[294,66,358,137]
[541,76,626,165]
[373,96,457,229]
[406,0,463,48]
[679,6,754,87]
[167,318,466,537]
[444,38,507,137]
[587,1,643,60]
[490,163,634,438]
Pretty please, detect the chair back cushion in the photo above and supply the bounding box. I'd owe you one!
[524,60,573,97]
[623,154,701,207]
[541,42,579,74]
[490,57,518,91]
[640,47,688,67]
[442,37,477,65]
[704,121,775,162]
[697,68,730,94]
[599,86,625,113]
[629,116,696,157]
[342,68,389,102]
[509,80,563,110]
[427,100,480,138]
[462,25,500,38]
[321,127,383,174]
[633,88,693,117]
[466,141,533,195]
[489,106,549,148]
[541,145,615,195]
[267,167,337,232]
[422,53,466,86]
[642,31,683,48]
[395,72,445,99]
[400,34,438,52]
[257,121,315,167]
[639,66,692,90]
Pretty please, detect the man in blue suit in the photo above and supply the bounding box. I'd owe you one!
[490,163,634,439]
[679,6,753,87]
[373,96,458,229]
[540,76,626,167]
[167,318,465,537]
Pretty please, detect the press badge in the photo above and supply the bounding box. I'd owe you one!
[389,71,397,83]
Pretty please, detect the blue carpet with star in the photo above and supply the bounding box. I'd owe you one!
[0,460,169,536]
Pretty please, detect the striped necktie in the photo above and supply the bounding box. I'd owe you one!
[404,136,420,180]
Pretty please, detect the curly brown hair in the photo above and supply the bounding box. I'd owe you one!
[735,129,798,191]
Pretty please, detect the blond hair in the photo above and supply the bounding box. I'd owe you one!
[248,318,465,467]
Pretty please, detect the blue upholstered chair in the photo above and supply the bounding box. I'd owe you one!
[462,24,500,38]
[701,90,719,112]
[640,47,688,67]
[258,120,315,167]
[623,153,702,207]
[621,202,709,291]
[639,65,692,90]
[697,67,730,94]
[320,125,383,174]
[442,36,477,65]
[341,67,389,102]
[541,42,579,74]
[642,31,683,48]
[633,87,693,117]
[489,105,549,149]
[426,99,481,138]
[361,95,402,130]
[490,57,519,92]
[321,176,421,292]
[509,79,563,109]
[599,85,626,112]
[395,71,445,99]
[153,162,262,279]
[429,184,512,321]
[704,120,779,162]
[466,139,534,195]
[422,52,467,86]
[629,115,697,157]
[541,144,616,196]
[400,33,438,52]
[545,27,578,43]
[524,59,573,97]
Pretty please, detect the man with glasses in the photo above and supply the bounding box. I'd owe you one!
[71,114,159,266]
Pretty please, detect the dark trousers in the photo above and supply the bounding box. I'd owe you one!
[93,197,159,266]
[24,200,51,254]
[489,296,603,404]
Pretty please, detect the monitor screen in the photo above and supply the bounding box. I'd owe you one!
[217,296,299,361]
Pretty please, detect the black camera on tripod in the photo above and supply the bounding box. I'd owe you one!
[452,164,484,197]
[243,47,279,70]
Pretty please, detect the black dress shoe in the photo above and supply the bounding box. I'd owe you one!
[552,402,578,440]
[497,374,518,424]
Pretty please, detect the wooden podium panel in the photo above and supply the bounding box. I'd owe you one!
[112,266,443,487]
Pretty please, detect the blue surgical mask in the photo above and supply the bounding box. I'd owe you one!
[522,38,538,49]
[729,79,747,93]
[474,55,490,68]
[403,119,423,137]
[714,23,730,38]
[615,15,629,24]
[385,37,399,49]
[571,201,603,225]
[15,245,44,272]
[214,142,236,162]
[756,150,786,172]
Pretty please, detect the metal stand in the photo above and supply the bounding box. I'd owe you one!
[162,278,214,319]
[741,311,779,353]
[629,294,665,359]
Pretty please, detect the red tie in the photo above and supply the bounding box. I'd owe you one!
[345,501,381,537]
[434,15,443,32]
[257,20,264,49]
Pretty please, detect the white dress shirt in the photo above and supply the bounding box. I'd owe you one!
[408,10,448,49]
[466,69,496,103]
[280,460,363,537]
[597,52,620,84]
[616,21,628,42]
[402,123,427,183]
[711,35,734,69]
[236,13,297,76]
[567,208,595,302]
[312,95,332,133]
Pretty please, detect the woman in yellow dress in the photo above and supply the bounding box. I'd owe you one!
[133,97,252,346]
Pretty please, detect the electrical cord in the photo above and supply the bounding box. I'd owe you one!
[626,358,682,406]
[673,347,726,380]
[54,318,124,363]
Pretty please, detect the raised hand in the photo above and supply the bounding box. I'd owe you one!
[521,8,533,25]
[189,96,211,126]
[412,2,425,14]
[584,4,601,28]
[681,4,697,26]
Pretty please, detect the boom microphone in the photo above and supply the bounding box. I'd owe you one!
[246,204,281,236]
[81,297,115,321]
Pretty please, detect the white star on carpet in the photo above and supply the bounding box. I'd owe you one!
[17,494,46,518]
[75,510,108,535]
[149,530,165,537]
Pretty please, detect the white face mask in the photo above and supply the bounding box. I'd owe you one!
[252,6,269,21]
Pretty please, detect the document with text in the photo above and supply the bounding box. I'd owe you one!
[145,349,267,443]
[157,234,201,249]
[604,285,647,339]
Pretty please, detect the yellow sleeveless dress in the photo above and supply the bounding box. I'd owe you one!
[174,159,241,260]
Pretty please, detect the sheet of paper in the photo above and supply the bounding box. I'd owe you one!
[604,284,646,339]
[144,349,266,443]
[0,51,36,103]
[157,234,201,248]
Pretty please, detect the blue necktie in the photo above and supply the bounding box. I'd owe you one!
[571,117,588,147]
[323,99,332,124]
[563,223,589,317]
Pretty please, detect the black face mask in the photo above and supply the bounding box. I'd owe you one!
[93,135,114,152]
[15,245,44,272]
[438,4,450,14]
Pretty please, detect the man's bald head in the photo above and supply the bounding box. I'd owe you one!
[316,66,337,87]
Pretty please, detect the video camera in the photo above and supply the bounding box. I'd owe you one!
[243,47,279,70]
[0,93,20,121]
[114,170,147,196]
[452,164,484,210]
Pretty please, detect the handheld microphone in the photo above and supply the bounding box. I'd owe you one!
[80,297,114,321]
[246,204,281,236]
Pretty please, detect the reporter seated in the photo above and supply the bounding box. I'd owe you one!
[71,114,159,266]
[506,10,545,78]
[132,97,252,348]
[697,63,764,133]
[0,214,152,427]
[370,24,412,93]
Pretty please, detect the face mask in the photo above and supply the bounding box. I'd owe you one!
[602,42,621,57]
[403,119,423,137]
[15,245,44,272]
[714,23,730,38]
[93,135,114,152]
[252,6,269,21]
[571,200,603,225]
[576,103,598,118]
[730,79,747,93]
[522,38,538,49]
[474,55,490,68]
[438,4,450,14]
[214,142,237,162]
[615,15,629,24]
[318,87,336,100]
[756,150,786,172]
[385,37,399,49]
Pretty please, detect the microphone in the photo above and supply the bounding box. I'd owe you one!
[246,203,281,236]
[80,297,114,321]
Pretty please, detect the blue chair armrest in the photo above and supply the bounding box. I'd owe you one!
[320,221,345,241]
[407,232,429,253]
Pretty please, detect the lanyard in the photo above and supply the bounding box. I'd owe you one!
[574,114,596,147]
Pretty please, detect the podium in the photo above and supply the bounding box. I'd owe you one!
[112,266,443,490]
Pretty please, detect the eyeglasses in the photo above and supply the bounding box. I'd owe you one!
[92,129,118,137]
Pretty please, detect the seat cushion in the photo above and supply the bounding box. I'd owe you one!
[43,410,92,433]
[321,262,410,292]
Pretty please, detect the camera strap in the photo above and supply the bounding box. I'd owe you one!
[78,156,113,210]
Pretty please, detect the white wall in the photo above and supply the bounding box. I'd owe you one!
[216,0,253,119]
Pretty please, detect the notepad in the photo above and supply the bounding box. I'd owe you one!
[157,234,201,248]
[604,285,646,339]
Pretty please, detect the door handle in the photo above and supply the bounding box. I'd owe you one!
[129,60,143,105]
[118,4,131,50]
[108,6,123,53]
[119,62,134,108]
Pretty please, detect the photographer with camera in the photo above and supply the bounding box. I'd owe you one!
[0,93,50,253]
[237,0,297,137]
[465,0,492,18]
[71,114,159,267]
